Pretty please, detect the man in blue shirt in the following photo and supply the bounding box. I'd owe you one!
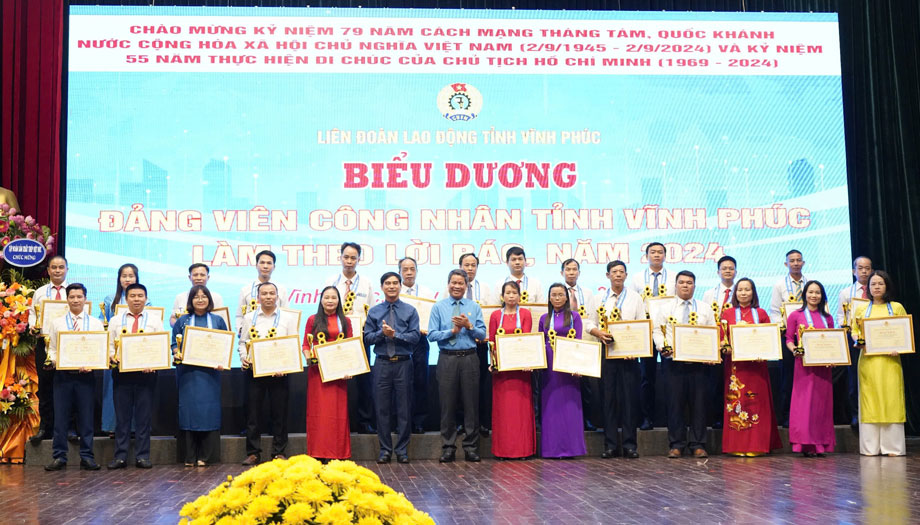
[364,272,420,464]
[428,269,487,462]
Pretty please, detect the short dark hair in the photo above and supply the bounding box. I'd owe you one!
[606,260,627,273]
[561,258,579,271]
[65,283,87,297]
[785,249,802,259]
[255,250,276,264]
[48,255,68,266]
[188,263,210,274]
[645,242,665,254]
[717,255,736,269]
[867,270,895,303]
[125,283,147,296]
[675,270,696,283]
[380,271,401,286]
[341,242,362,257]
[447,269,469,284]
[458,253,479,266]
[853,256,872,269]
[505,246,525,259]
[185,285,215,313]
[257,282,278,294]
[398,257,417,271]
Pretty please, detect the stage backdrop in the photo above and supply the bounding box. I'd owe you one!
[65,7,850,365]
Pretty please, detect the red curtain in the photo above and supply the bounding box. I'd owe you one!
[0,0,64,237]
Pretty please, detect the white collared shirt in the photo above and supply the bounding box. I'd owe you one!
[628,268,676,297]
[401,283,436,301]
[324,272,375,314]
[237,307,298,361]
[30,281,69,330]
[236,279,288,328]
[768,275,806,324]
[651,297,716,353]
[497,274,543,303]
[107,309,165,360]
[47,310,105,365]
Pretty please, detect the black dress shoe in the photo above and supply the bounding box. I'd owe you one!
[358,424,377,435]
[412,426,425,435]
[584,420,597,432]
[44,458,67,471]
[67,431,80,443]
[135,458,153,469]
[439,451,455,463]
[456,425,466,435]
[376,452,391,464]
[80,459,101,470]
[397,454,410,464]
[639,419,653,431]
[601,449,620,459]
[107,458,127,470]
[30,429,48,445]
[624,450,640,459]
[464,451,481,462]
[479,426,491,437]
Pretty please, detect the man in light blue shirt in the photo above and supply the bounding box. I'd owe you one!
[428,269,487,462]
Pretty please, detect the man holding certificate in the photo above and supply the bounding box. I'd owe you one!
[106,283,164,470]
[364,272,420,464]
[43,283,104,471]
[652,271,716,458]
[399,256,436,435]
[238,282,299,466]
[588,260,644,459]
[768,249,806,427]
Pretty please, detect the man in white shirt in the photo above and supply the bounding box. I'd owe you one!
[325,241,376,434]
[43,283,104,471]
[588,261,644,459]
[837,255,873,428]
[701,255,737,431]
[629,242,676,431]
[458,253,494,436]
[458,253,493,304]
[769,249,806,427]
[236,250,288,332]
[28,255,70,442]
[170,263,224,327]
[561,258,601,432]
[106,283,164,470]
[651,271,716,458]
[238,282,298,466]
[497,246,543,303]
[399,257,436,434]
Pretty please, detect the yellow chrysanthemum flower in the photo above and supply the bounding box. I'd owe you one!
[222,487,250,511]
[315,502,353,524]
[319,466,356,487]
[413,510,437,525]
[190,515,215,525]
[383,493,415,516]
[282,502,315,524]
[242,495,279,522]
[357,516,384,525]
[266,478,296,501]
[297,479,334,506]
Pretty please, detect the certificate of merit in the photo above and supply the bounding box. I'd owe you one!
[119,331,172,372]
[181,326,234,369]
[313,336,371,382]
[57,331,109,370]
[251,335,303,377]
[552,337,601,378]
[606,319,653,359]
[494,332,547,371]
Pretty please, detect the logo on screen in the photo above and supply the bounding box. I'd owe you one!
[438,83,482,122]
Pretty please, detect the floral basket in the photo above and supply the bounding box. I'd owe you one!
[179,455,435,525]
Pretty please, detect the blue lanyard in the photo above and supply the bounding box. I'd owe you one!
[735,307,760,324]
[786,275,805,298]
[66,312,90,331]
[551,310,575,332]
[46,284,65,298]
[572,285,584,306]
[715,285,732,304]
[471,280,480,301]
[849,283,862,302]
[804,308,821,328]
[121,311,148,331]
[604,288,629,310]
[503,307,521,330]
[645,268,666,287]
[506,275,528,292]
[251,309,281,333]
[865,302,894,318]
[334,273,359,291]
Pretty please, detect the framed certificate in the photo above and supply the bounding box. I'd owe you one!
[552,337,602,378]
[521,303,548,322]
[280,307,303,332]
[801,329,851,366]
[782,302,803,326]
[493,332,547,371]
[38,301,91,334]
[114,305,166,325]
[181,326,234,369]
[645,295,674,324]
[606,319,654,359]
[211,307,233,334]
[118,331,172,372]
[863,315,915,356]
[400,294,436,333]
[346,314,365,337]
[729,323,782,361]
[479,304,502,325]
[313,336,371,382]
[847,298,870,326]
[56,331,109,370]
[673,324,721,363]
[251,335,303,377]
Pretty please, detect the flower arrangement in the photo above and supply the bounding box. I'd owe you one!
[0,281,37,356]
[0,204,54,257]
[179,455,435,525]
[0,377,32,433]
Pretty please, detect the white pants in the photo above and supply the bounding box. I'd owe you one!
[859,422,906,456]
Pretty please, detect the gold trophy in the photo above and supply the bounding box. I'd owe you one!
[854,317,865,347]
[34,303,43,332]
[794,324,806,355]
[779,304,787,331]
[173,334,184,365]
[841,302,851,331]
[661,317,677,354]
[719,319,732,353]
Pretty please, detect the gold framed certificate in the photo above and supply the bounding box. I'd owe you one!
[400,294,436,333]
[346,313,365,337]
[782,302,803,326]
[606,319,654,359]
[846,298,870,326]
[645,295,675,323]
[479,304,502,324]
[521,303,548,322]
[552,337,602,378]
[118,331,172,372]
[313,336,371,383]
[56,331,109,370]
[729,324,782,361]
[863,315,915,355]
[280,307,302,332]
[493,332,547,371]
[251,335,303,377]
[114,305,166,325]
[673,324,721,363]
[801,328,851,366]
[38,301,91,334]
[181,326,234,369]
[211,307,233,334]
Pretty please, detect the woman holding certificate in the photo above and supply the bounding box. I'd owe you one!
[854,270,907,456]
[171,285,228,466]
[302,286,353,460]
[537,283,586,458]
[719,278,782,456]
[785,281,835,457]
[99,263,143,437]
[487,281,536,459]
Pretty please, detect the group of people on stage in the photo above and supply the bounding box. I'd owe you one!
[32,242,909,471]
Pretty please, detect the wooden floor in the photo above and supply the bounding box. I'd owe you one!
[3,453,918,524]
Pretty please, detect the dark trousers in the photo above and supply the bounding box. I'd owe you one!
[581,376,599,428]
[374,357,413,455]
[437,351,480,453]
[36,338,55,432]
[355,344,376,429]
[112,370,155,461]
[847,345,860,422]
[665,360,709,451]
[410,339,429,429]
[182,430,220,464]
[476,340,492,430]
[246,374,289,457]
[639,349,660,424]
[779,345,795,425]
[52,372,95,461]
[602,359,641,452]
[708,362,724,424]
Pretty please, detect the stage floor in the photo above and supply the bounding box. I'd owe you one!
[2,454,917,524]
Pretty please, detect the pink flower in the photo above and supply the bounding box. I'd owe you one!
[0,237,9,247]
[15,322,27,333]
[0,221,8,233]
[24,216,34,225]
[0,388,8,399]
[8,208,17,215]
[19,379,28,387]
[0,203,8,212]
[46,235,54,245]
[25,232,34,240]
